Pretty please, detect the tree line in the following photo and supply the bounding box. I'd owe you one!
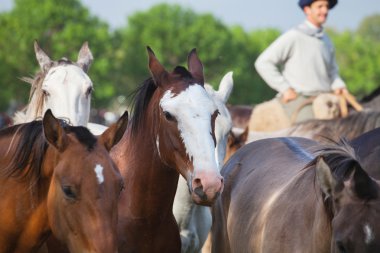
[0,0,379,112]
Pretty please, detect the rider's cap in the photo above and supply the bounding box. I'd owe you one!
[298,0,337,10]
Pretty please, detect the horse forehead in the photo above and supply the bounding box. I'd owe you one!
[160,85,217,115]
[43,65,92,89]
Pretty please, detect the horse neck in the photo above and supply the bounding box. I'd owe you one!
[0,133,55,245]
[114,104,180,220]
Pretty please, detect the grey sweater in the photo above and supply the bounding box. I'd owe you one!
[255,20,346,96]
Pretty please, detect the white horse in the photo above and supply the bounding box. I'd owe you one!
[13,41,107,134]
[173,71,233,253]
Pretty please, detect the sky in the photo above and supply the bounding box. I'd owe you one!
[0,0,379,32]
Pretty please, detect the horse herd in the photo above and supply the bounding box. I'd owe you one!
[1,42,380,253]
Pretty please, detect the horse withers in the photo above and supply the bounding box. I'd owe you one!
[0,109,128,253]
[111,47,224,253]
[212,137,380,253]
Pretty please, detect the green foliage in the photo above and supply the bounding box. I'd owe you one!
[112,4,238,102]
[330,30,380,97]
[357,14,380,41]
[0,0,113,110]
[0,1,379,113]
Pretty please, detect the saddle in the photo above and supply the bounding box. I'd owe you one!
[249,92,363,132]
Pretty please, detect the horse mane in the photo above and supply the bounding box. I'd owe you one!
[2,120,96,181]
[307,138,359,182]
[129,77,157,136]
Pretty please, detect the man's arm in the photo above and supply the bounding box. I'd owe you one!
[254,32,295,95]
[328,44,347,93]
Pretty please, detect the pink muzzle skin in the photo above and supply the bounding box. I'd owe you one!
[190,170,224,206]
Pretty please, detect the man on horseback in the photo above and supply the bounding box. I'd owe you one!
[254,0,351,123]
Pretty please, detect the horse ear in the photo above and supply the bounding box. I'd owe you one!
[187,48,204,85]
[147,46,168,87]
[316,157,337,198]
[34,40,52,72]
[77,41,93,73]
[217,71,234,103]
[98,111,129,151]
[43,109,68,152]
[347,164,378,200]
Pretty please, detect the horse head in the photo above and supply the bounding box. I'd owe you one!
[16,41,94,126]
[316,149,380,252]
[43,109,128,253]
[147,47,224,206]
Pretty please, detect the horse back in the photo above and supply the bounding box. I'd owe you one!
[212,137,321,253]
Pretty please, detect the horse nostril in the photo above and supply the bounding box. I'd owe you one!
[193,178,202,188]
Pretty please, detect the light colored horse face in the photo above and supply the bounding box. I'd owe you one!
[14,41,94,127]
[41,64,93,126]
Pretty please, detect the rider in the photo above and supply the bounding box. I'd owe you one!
[254,0,350,122]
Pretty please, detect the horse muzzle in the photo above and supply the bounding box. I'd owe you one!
[190,171,224,206]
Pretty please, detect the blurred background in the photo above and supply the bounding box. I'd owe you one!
[0,0,379,127]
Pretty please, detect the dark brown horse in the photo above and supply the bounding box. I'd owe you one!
[212,137,380,253]
[0,109,128,253]
[110,47,224,253]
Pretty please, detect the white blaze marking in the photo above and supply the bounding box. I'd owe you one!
[364,223,375,244]
[159,85,218,174]
[94,164,104,184]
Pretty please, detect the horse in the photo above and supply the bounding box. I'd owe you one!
[224,126,249,163]
[110,47,224,253]
[359,86,380,110]
[0,109,128,253]
[173,71,234,253]
[13,41,107,135]
[228,85,380,132]
[211,136,380,253]
[225,110,380,161]
[226,104,253,130]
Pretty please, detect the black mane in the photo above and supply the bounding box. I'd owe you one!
[1,120,96,181]
[308,138,359,182]
[129,77,157,135]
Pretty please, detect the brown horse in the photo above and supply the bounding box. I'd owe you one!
[0,109,128,253]
[110,47,224,253]
[224,126,249,164]
[227,104,253,130]
[212,137,380,253]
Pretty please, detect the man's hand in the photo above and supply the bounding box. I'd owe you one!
[282,88,297,103]
[334,88,349,95]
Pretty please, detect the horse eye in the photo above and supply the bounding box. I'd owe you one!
[62,185,76,200]
[42,90,50,97]
[85,87,93,98]
[337,242,347,253]
[163,111,175,121]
